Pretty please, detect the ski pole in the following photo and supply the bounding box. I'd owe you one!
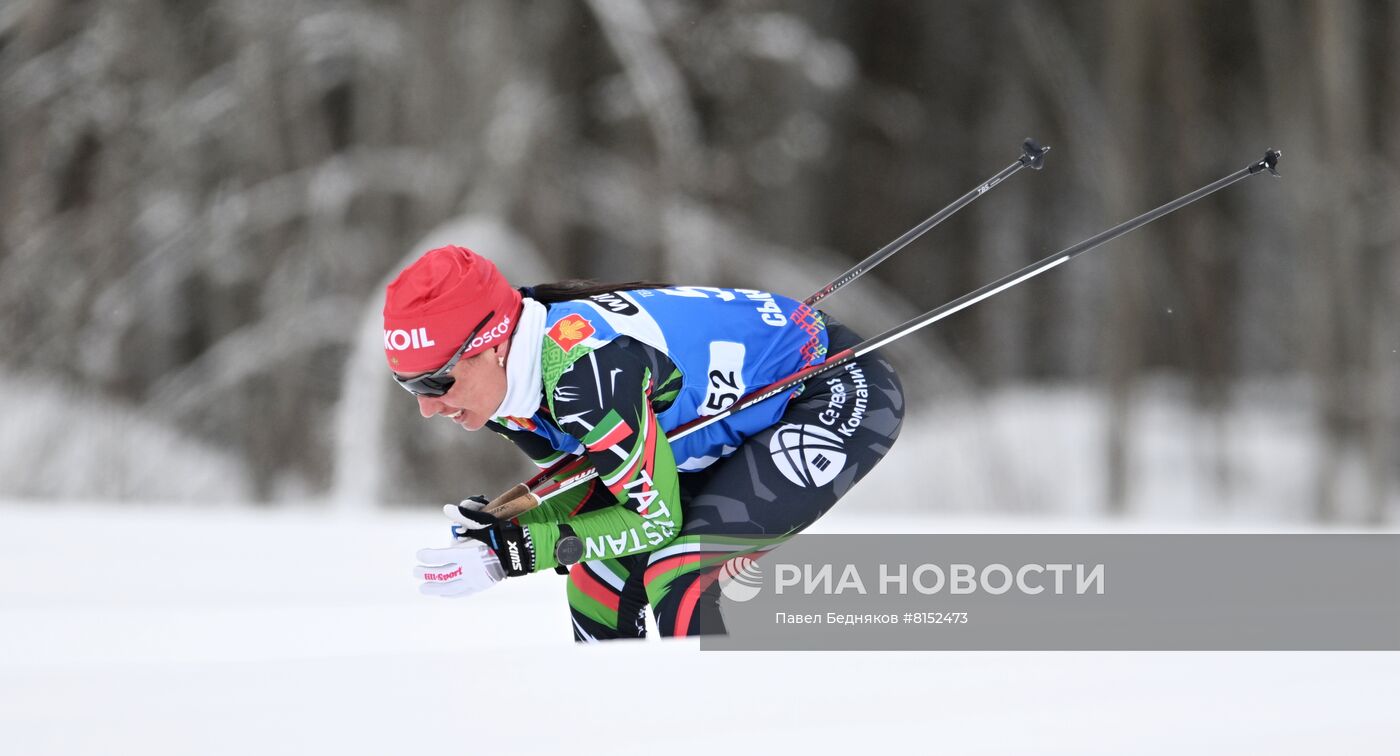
[481,148,1281,517]
[840,148,1283,360]
[804,138,1050,307]
[508,140,1051,495]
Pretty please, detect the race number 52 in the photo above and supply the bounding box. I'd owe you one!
[701,341,747,416]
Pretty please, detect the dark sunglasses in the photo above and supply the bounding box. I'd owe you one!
[393,311,495,397]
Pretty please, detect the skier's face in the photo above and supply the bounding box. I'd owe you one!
[404,343,508,432]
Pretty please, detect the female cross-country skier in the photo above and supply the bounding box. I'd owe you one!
[389,245,903,640]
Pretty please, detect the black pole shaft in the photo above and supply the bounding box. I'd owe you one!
[670,151,1281,444]
[804,138,1049,307]
[854,149,1283,356]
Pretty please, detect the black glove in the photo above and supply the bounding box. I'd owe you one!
[450,498,536,577]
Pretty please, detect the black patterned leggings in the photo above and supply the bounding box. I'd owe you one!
[565,318,904,640]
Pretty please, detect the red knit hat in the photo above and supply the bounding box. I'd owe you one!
[382,246,522,372]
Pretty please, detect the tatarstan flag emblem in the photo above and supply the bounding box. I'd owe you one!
[548,314,595,352]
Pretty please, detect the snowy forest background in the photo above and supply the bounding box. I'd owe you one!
[2,0,1397,523]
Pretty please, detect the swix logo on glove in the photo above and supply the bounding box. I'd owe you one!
[384,327,437,351]
[452,501,535,576]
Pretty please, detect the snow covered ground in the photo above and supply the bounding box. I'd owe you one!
[3,501,1396,755]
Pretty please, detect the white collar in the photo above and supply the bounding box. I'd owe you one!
[491,297,546,420]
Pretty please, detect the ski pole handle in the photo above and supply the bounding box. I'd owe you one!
[480,483,541,519]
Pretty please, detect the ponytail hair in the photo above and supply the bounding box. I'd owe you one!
[521,280,671,304]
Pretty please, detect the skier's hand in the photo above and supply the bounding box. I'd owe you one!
[413,540,505,598]
[445,497,536,577]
